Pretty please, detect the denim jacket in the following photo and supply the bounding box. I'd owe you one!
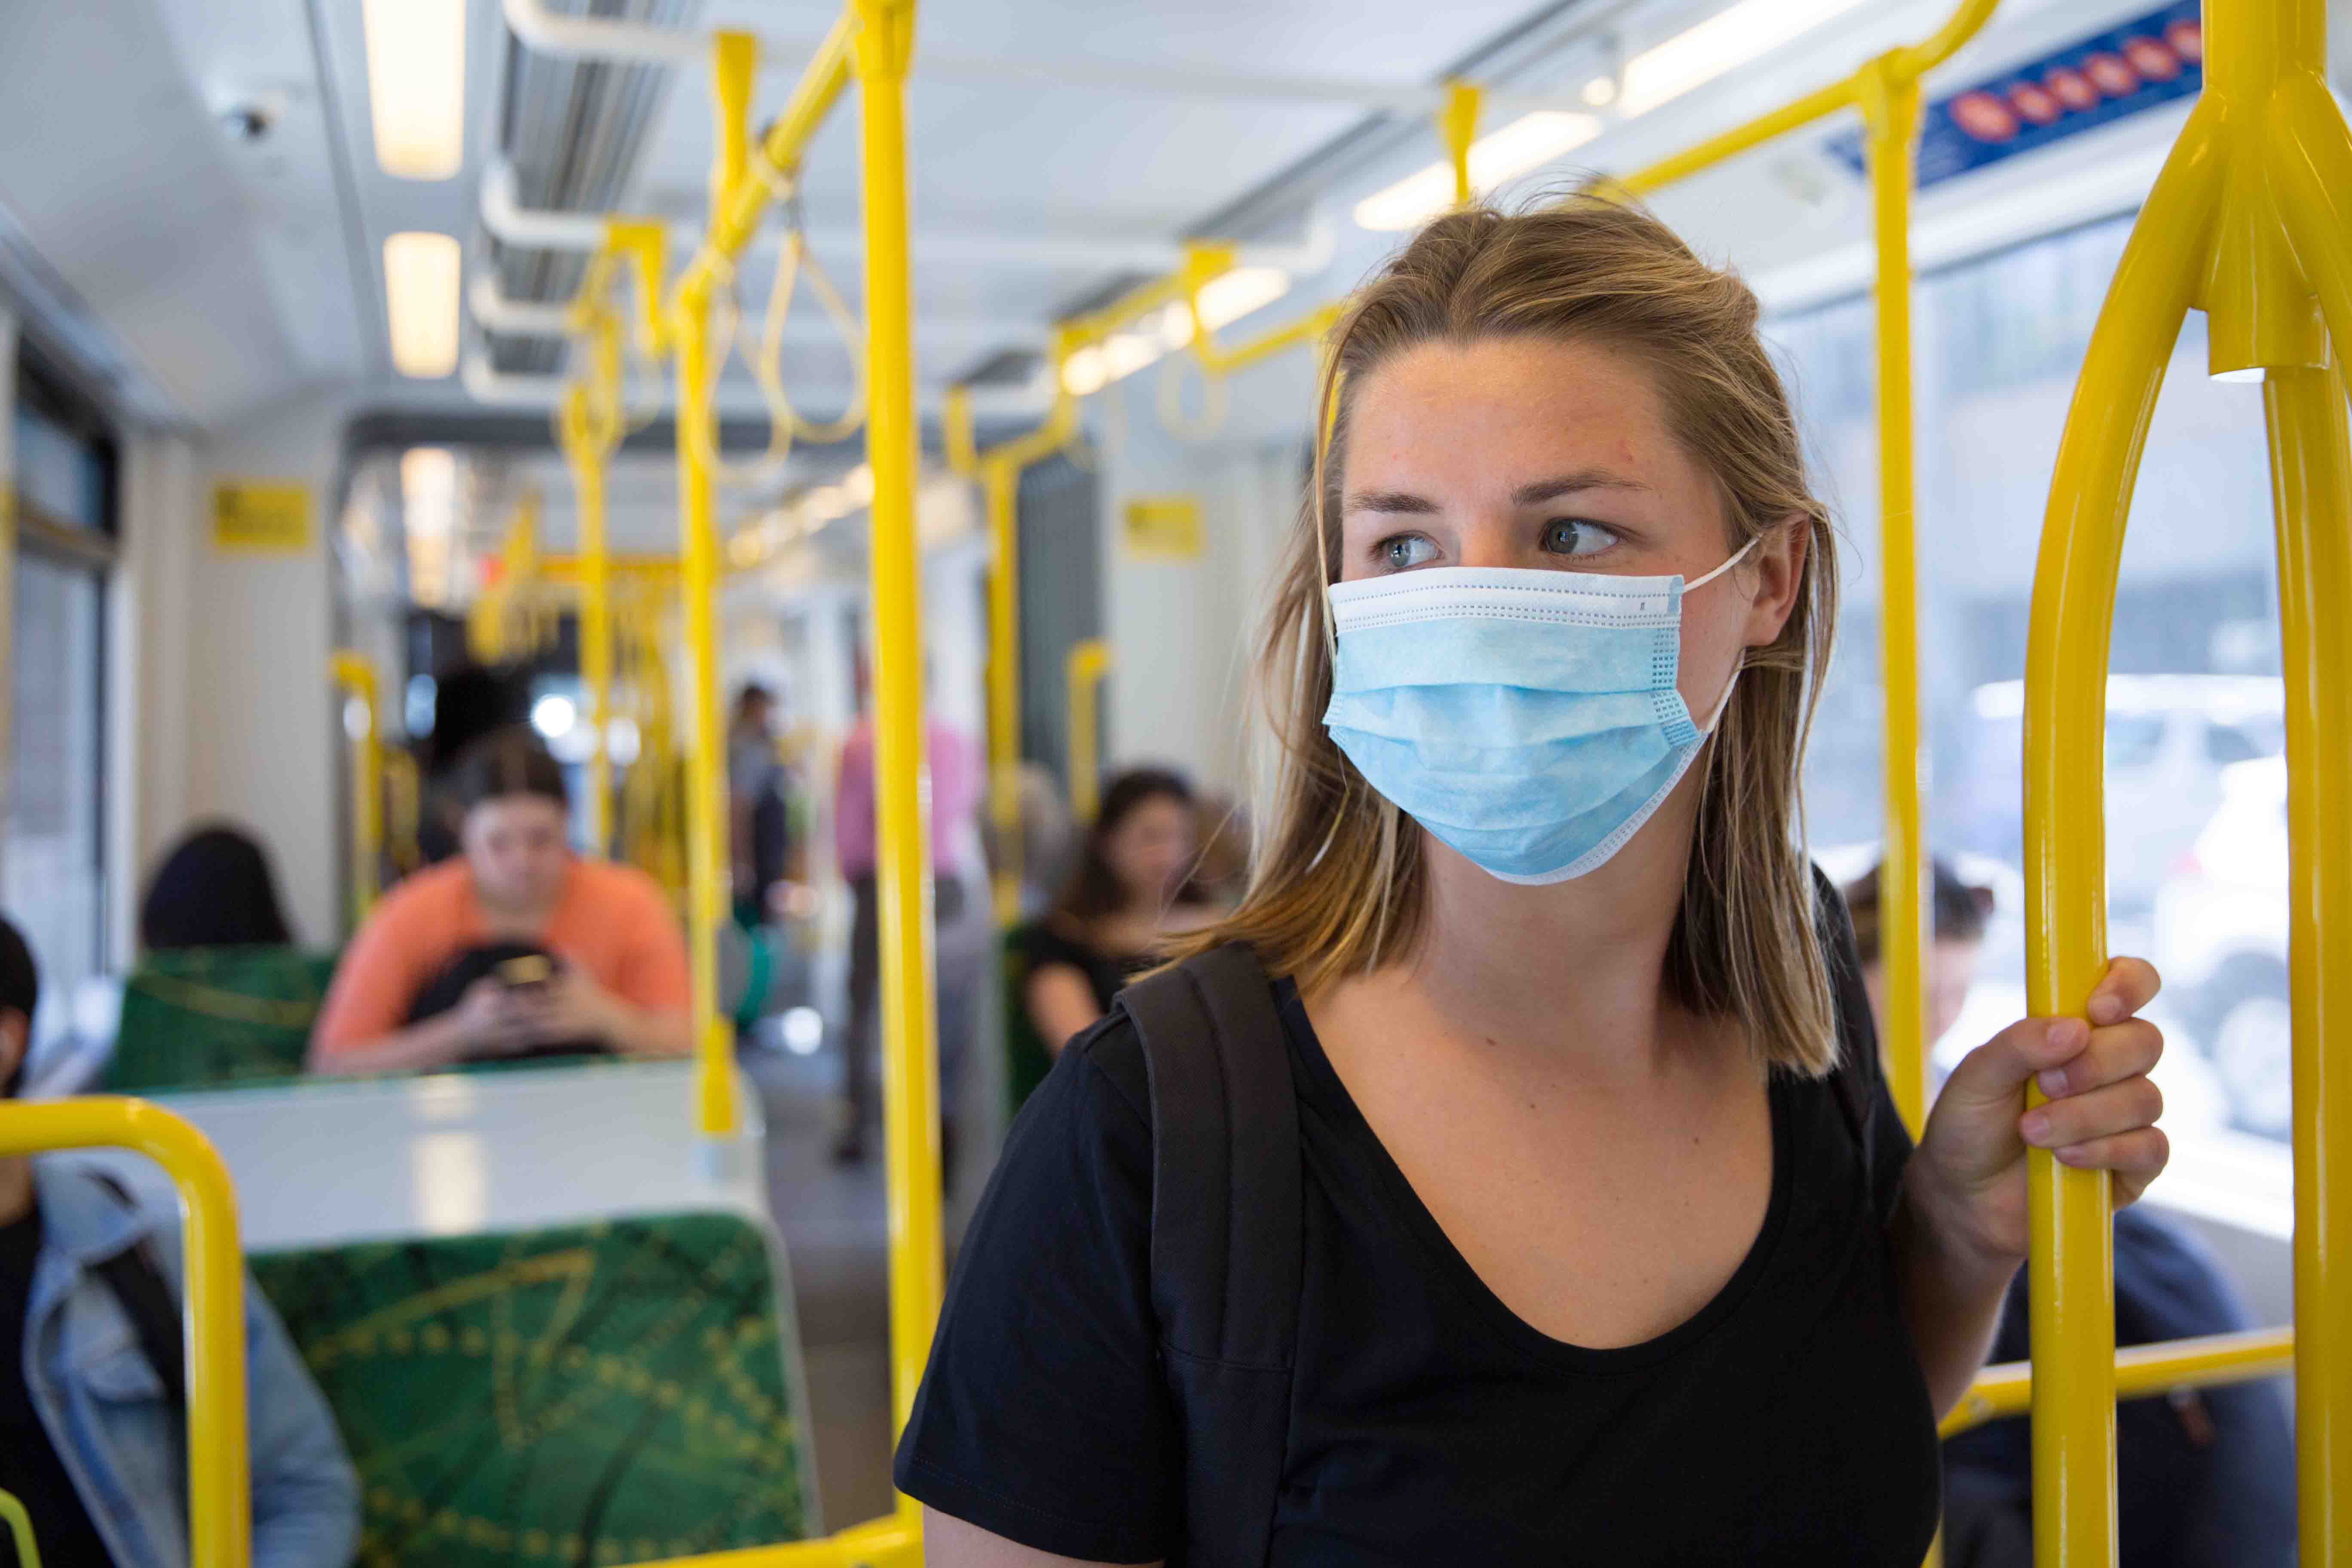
[21,1160,359,1568]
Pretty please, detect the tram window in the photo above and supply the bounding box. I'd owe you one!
[4,554,107,1053]
[2104,714,2168,771]
[1773,203,2297,1212]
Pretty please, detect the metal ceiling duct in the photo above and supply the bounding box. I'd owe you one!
[490,0,701,374]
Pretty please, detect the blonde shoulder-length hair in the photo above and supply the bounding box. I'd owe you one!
[1172,196,1843,1078]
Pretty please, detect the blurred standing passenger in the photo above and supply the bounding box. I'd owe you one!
[1845,859,2296,1568]
[729,682,796,928]
[832,695,981,1166]
[1019,767,1219,1056]
[0,912,359,1567]
[308,732,691,1074]
[139,824,296,951]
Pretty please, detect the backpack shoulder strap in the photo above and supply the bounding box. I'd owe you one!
[83,1172,188,1407]
[1118,941,1302,1567]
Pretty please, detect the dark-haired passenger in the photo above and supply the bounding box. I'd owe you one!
[140,824,295,951]
[0,912,359,1566]
[1019,767,1219,1055]
[307,732,690,1075]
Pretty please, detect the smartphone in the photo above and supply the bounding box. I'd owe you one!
[494,954,557,993]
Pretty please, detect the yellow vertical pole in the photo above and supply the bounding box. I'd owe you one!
[983,457,1023,922]
[672,33,759,1142]
[2265,363,2352,1567]
[1066,638,1110,824]
[2257,18,2352,1554]
[1858,59,1929,1140]
[850,0,942,1461]
[2023,115,2221,1566]
[1441,80,1481,207]
[329,652,382,929]
[0,1100,249,1568]
[563,305,621,854]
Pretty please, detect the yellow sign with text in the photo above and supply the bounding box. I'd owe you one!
[211,479,313,553]
[1122,495,1204,561]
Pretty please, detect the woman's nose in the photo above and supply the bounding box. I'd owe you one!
[1452,517,1525,571]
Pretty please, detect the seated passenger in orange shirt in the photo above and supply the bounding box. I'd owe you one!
[308,731,692,1075]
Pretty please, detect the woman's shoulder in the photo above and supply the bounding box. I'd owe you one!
[1051,1008,1153,1131]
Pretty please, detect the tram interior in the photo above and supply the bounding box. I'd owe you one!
[0,0,2342,1562]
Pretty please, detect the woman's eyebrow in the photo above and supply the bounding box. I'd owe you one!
[1512,470,1651,506]
[1342,489,1440,515]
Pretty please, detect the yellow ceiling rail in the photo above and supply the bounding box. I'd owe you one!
[2021,0,2352,1559]
[1939,1326,2297,1440]
[328,651,383,932]
[0,1099,248,1568]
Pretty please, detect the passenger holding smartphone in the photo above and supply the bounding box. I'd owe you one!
[309,731,691,1075]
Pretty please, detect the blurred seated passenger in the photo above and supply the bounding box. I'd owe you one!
[0,912,360,1567]
[308,732,691,1075]
[139,824,295,951]
[1019,767,1217,1056]
[1844,859,2295,1568]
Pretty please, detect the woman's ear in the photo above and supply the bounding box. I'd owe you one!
[1741,513,1810,649]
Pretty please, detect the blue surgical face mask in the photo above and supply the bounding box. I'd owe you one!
[1321,540,1754,885]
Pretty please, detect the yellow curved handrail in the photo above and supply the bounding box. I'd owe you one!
[0,1100,248,1568]
[2022,2,2352,1559]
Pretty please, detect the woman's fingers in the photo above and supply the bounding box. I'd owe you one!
[2087,955,2161,1025]
[2056,1125,2170,1179]
[2021,1076,2163,1152]
[2035,1017,2162,1100]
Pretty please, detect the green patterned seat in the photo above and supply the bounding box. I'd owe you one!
[250,1211,814,1568]
[102,948,338,1093]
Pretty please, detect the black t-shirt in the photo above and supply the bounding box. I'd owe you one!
[0,1209,119,1567]
[897,979,1940,1564]
[1017,921,1150,1016]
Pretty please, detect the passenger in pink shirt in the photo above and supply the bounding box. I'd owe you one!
[832,706,982,1165]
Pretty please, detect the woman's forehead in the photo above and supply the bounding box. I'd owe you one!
[1342,338,1704,501]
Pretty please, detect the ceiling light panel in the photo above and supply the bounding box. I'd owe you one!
[1355,111,1603,232]
[1619,0,1874,118]
[362,0,467,180]
[385,232,462,379]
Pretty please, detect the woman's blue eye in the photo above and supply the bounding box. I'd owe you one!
[1381,535,1439,570]
[1542,520,1618,557]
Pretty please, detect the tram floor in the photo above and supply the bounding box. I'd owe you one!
[744,1030,994,1532]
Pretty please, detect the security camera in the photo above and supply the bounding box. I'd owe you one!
[220,101,277,143]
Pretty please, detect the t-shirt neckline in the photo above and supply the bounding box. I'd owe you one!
[1272,976,1796,1375]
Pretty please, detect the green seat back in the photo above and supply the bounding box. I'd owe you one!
[103,948,339,1093]
[251,1210,812,1568]
[1002,924,1055,1117]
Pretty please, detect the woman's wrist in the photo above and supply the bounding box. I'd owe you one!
[1897,1155,2025,1287]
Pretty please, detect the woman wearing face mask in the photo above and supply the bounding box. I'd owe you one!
[894,200,2168,1565]
[1018,767,1220,1058]
[308,731,692,1074]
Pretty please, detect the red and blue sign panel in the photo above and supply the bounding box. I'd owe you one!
[1824,1,2202,187]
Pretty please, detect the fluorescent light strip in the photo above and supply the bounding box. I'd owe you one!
[1354,111,1603,232]
[362,0,467,180]
[1060,267,1295,396]
[1618,0,1874,119]
[385,232,462,379]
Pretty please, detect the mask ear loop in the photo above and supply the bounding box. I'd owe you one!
[1690,533,1764,734]
[1684,533,1760,593]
